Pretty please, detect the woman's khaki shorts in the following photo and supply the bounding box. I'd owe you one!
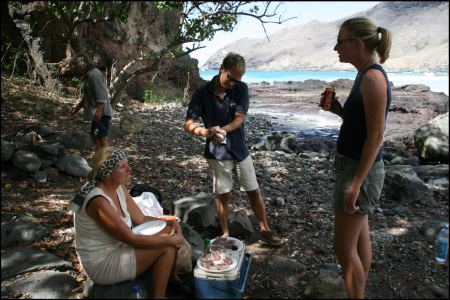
[207,155,259,194]
[82,244,136,285]
[333,155,385,215]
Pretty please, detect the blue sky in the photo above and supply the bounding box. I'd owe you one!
[185,1,379,68]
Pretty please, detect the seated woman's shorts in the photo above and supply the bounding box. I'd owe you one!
[333,155,385,215]
[82,244,136,285]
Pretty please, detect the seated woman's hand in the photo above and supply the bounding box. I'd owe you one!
[170,230,185,248]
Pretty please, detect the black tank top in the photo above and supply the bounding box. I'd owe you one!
[336,64,392,161]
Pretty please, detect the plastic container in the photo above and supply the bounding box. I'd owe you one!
[195,252,252,299]
[435,224,449,263]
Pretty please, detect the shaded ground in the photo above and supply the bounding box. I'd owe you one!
[1,76,449,299]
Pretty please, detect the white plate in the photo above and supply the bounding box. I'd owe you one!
[132,220,166,236]
[210,236,244,252]
[197,253,238,273]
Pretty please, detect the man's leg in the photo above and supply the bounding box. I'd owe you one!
[98,136,108,149]
[90,134,100,151]
[246,188,270,232]
[216,192,232,237]
[206,159,234,237]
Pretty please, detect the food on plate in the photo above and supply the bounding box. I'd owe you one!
[158,215,178,221]
[211,237,241,251]
[200,251,234,271]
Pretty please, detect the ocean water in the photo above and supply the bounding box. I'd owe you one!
[200,70,448,136]
[200,70,449,95]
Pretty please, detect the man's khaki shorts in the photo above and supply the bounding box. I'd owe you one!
[333,155,385,215]
[207,155,259,195]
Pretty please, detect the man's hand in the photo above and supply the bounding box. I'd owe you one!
[70,106,80,115]
[93,108,102,121]
[209,126,225,144]
[70,103,82,115]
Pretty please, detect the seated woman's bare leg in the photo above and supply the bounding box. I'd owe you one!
[135,246,177,299]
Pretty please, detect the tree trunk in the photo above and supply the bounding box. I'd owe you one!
[7,2,62,93]
[110,56,163,107]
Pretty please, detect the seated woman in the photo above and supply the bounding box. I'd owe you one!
[71,146,188,299]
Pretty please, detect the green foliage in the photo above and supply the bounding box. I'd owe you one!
[1,43,29,76]
[153,1,285,50]
[143,89,162,104]
[47,1,128,28]
[143,80,186,104]
[71,77,85,96]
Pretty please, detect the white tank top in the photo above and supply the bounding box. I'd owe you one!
[74,186,132,266]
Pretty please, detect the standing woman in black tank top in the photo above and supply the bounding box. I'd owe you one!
[327,17,392,299]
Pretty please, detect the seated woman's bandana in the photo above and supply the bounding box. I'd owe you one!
[70,148,126,212]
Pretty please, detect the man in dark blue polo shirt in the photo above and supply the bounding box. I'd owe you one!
[184,52,282,246]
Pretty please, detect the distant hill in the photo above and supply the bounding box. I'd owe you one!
[203,1,449,72]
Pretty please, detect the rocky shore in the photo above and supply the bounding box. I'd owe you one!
[1,76,448,299]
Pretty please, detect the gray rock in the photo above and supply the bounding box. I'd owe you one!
[267,255,306,272]
[36,125,55,138]
[108,124,125,139]
[33,143,65,159]
[173,193,217,231]
[385,167,429,204]
[228,209,254,237]
[4,270,78,299]
[55,154,91,177]
[1,248,71,279]
[414,112,449,163]
[31,170,47,183]
[58,131,92,151]
[12,150,42,172]
[414,164,449,181]
[1,221,47,246]
[120,115,145,133]
[1,139,16,161]
[180,221,203,260]
[304,269,347,299]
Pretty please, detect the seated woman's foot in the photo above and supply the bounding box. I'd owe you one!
[221,233,229,238]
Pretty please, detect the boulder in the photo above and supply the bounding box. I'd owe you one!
[55,154,91,177]
[1,139,16,161]
[173,193,217,231]
[12,150,41,172]
[414,112,449,163]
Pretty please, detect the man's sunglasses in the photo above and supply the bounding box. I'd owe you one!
[225,72,240,83]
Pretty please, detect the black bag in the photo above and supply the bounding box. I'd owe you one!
[130,184,162,204]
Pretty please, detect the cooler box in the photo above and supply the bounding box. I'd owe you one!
[194,247,252,299]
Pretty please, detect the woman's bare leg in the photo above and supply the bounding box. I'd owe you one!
[334,212,368,299]
[135,246,177,299]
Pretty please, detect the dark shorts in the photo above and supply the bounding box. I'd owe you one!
[91,116,111,138]
[333,155,385,215]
